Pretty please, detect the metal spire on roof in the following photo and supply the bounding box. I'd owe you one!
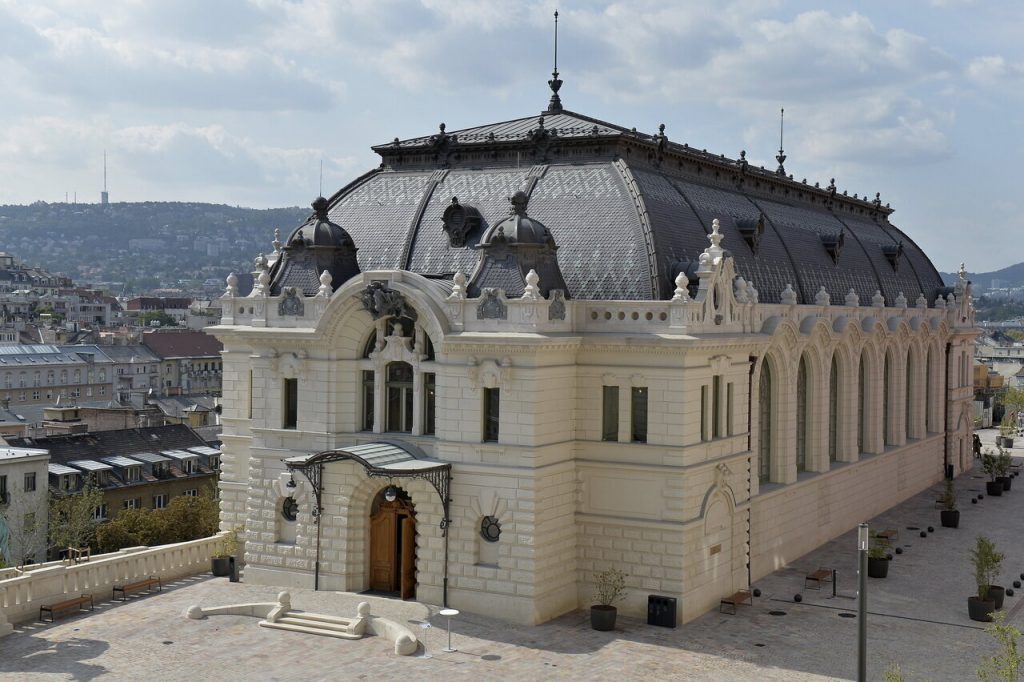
[775,108,787,176]
[547,10,563,114]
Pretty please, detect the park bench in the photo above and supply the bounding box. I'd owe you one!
[805,567,834,590]
[39,593,94,623]
[719,589,752,615]
[112,576,162,601]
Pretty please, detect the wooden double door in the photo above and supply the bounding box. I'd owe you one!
[369,498,417,599]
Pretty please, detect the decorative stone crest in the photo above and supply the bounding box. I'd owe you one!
[477,288,507,320]
[278,287,304,316]
[430,122,456,167]
[528,115,558,161]
[915,293,928,309]
[814,286,830,307]
[872,290,885,308]
[547,290,566,320]
[673,272,690,302]
[894,292,907,309]
[845,288,860,307]
[359,282,417,321]
[441,196,481,248]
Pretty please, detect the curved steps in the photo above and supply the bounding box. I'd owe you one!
[258,611,363,640]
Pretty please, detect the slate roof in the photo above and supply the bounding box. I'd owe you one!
[280,107,945,305]
[6,424,209,464]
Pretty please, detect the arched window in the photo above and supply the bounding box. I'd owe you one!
[883,351,892,446]
[385,362,414,433]
[906,350,914,440]
[829,354,839,462]
[796,356,809,472]
[926,346,934,432]
[363,330,378,358]
[858,351,867,453]
[758,361,773,483]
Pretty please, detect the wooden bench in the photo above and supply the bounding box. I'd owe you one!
[112,576,161,601]
[40,593,94,623]
[805,567,834,590]
[719,590,752,615]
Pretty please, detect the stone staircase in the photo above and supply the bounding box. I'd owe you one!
[259,609,366,640]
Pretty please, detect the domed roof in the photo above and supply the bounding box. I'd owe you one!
[479,191,555,248]
[287,197,355,250]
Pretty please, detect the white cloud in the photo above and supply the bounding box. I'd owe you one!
[967,56,1024,85]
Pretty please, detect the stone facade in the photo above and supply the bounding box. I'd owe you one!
[211,225,976,625]
[0,447,49,566]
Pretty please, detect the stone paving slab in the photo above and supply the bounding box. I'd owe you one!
[2,427,1022,681]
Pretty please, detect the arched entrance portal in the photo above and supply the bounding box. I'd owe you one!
[369,488,417,599]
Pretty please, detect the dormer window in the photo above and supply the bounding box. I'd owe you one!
[736,214,764,255]
[821,231,844,264]
[882,242,903,271]
[441,196,482,247]
[126,466,141,482]
[208,456,220,471]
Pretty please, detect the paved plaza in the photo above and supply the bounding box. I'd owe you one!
[3,428,1023,681]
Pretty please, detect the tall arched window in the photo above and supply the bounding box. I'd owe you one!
[858,351,867,453]
[796,356,809,472]
[385,361,414,433]
[926,346,934,433]
[883,351,892,446]
[905,350,915,440]
[758,361,773,483]
[829,354,839,462]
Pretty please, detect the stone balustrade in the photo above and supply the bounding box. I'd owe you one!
[0,532,229,635]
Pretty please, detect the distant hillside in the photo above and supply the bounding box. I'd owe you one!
[0,202,309,294]
[940,262,1024,289]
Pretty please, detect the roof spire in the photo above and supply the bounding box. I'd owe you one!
[775,107,787,176]
[547,10,563,114]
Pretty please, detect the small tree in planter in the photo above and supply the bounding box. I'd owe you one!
[940,478,960,528]
[996,446,1013,491]
[969,535,1004,622]
[983,452,1004,497]
[211,525,243,577]
[867,541,890,579]
[977,611,1024,682]
[591,567,627,631]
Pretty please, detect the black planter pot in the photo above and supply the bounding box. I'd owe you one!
[989,585,1006,610]
[590,605,617,631]
[986,480,1004,497]
[969,596,996,622]
[940,509,960,528]
[1005,437,1015,448]
[211,556,231,577]
[999,476,1012,491]
[867,556,889,579]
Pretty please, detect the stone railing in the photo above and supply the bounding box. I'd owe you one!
[0,532,228,635]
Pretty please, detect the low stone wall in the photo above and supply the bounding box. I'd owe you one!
[0,532,229,635]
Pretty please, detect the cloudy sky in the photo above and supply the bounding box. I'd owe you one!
[0,0,1020,272]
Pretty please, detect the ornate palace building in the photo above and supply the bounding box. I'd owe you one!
[210,80,976,625]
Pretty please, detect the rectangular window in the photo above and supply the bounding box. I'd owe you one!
[631,387,648,443]
[126,466,141,482]
[712,376,721,439]
[209,456,220,471]
[362,370,375,431]
[123,498,139,510]
[701,385,709,442]
[183,489,198,497]
[601,385,619,441]
[726,382,734,436]
[182,459,196,475]
[283,378,298,429]
[0,474,6,502]
[24,472,36,492]
[423,373,436,436]
[93,504,108,520]
[247,369,253,419]
[483,387,500,442]
[153,494,168,509]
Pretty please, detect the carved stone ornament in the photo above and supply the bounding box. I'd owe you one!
[894,292,907,309]
[477,288,507,320]
[278,287,305,316]
[359,282,417,321]
[845,288,860,307]
[872,290,886,308]
[548,289,566,320]
[780,283,797,306]
[814,286,830,307]
[916,293,928,309]
[448,271,467,301]
[224,272,238,298]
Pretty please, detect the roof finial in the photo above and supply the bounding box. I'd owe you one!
[547,10,563,114]
[775,107,787,176]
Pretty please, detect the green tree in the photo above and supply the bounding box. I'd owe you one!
[978,611,1024,681]
[48,482,103,557]
[138,310,178,328]
[160,492,218,543]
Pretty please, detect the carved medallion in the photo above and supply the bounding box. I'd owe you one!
[359,282,417,321]
[477,289,507,320]
[278,288,305,316]
[548,290,566,321]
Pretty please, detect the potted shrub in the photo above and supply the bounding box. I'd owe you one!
[939,478,960,528]
[867,542,890,579]
[996,446,1012,491]
[968,535,1003,622]
[983,452,1004,497]
[998,420,1015,449]
[211,527,240,577]
[590,568,627,631]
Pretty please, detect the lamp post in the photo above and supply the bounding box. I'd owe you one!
[857,523,868,682]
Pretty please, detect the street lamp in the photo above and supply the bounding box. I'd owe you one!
[857,523,869,682]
